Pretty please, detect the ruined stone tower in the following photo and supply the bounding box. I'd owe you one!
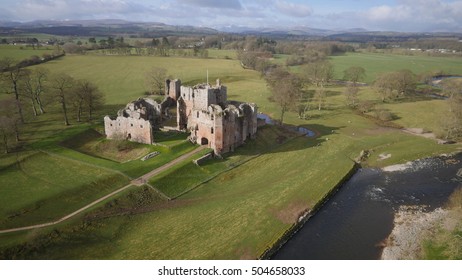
[177,79,257,155]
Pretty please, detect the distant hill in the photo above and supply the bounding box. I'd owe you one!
[1,20,460,41]
[0,19,219,37]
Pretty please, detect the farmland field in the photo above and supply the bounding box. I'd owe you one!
[0,45,55,61]
[331,52,462,83]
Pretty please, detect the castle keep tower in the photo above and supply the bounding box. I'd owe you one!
[177,79,257,155]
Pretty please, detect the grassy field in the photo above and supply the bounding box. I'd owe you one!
[31,54,268,107]
[0,151,130,229]
[0,45,55,61]
[0,49,461,259]
[331,52,462,83]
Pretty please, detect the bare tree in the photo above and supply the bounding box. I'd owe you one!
[374,70,416,102]
[343,66,366,86]
[265,67,302,123]
[344,84,360,108]
[0,116,14,153]
[20,67,49,116]
[395,69,417,96]
[70,81,86,122]
[314,87,327,111]
[50,73,75,126]
[441,81,462,140]
[301,61,334,88]
[300,61,334,111]
[374,72,395,102]
[0,58,25,123]
[144,67,168,95]
[70,80,105,122]
[0,98,21,152]
[441,78,462,98]
[83,81,104,121]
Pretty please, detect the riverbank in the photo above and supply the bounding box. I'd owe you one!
[381,206,449,260]
[262,162,360,259]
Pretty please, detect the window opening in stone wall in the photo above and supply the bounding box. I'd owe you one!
[211,127,214,134]
[197,111,199,118]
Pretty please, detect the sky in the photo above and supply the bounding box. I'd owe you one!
[1,0,462,32]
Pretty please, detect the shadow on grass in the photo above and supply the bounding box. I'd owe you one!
[201,123,343,166]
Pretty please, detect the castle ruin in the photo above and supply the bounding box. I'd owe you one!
[104,98,162,145]
[104,78,257,155]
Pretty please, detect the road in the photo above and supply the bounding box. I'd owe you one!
[0,145,207,234]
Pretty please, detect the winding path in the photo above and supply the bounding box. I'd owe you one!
[0,145,206,235]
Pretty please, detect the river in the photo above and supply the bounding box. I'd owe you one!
[272,154,462,260]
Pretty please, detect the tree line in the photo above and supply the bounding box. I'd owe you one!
[0,57,104,153]
[258,53,462,141]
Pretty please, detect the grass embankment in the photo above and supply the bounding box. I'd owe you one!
[0,151,130,230]
[0,50,461,259]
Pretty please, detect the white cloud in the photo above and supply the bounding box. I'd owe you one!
[177,0,242,10]
[2,0,462,32]
[274,0,312,18]
[322,0,462,31]
[4,0,153,21]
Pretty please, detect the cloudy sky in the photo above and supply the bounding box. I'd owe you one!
[1,0,462,32]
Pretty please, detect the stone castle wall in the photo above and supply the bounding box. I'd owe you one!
[178,79,257,155]
[104,97,161,145]
[104,116,153,144]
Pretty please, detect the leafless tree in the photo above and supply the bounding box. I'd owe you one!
[265,67,302,123]
[50,73,75,126]
[374,70,416,102]
[441,81,462,139]
[300,61,334,111]
[0,57,26,123]
[343,66,366,86]
[301,61,334,88]
[144,67,168,95]
[20,67,49,116]
[0,98,21,152]
[344,84,360,108]
[70,79,105,122]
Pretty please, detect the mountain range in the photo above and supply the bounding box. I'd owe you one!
[0,19,460,40]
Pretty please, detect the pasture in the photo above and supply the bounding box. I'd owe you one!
[0,45,55,61]
[331,52,462,83]
[0,49,461,259]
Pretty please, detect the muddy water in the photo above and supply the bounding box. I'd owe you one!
[272,154,462,260]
